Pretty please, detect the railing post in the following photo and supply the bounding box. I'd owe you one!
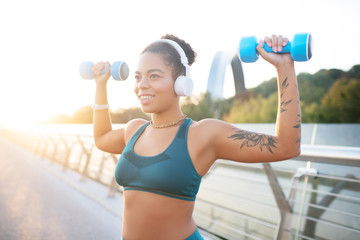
[77,135,93,181]
[59,135,71,170]
[262,163,293,240]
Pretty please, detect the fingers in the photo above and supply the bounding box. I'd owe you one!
[264,36,271,47]
[265,34,288,52]
[92,62,111,76]
[92,62,104,76]
[104,61,111,77]
[277,35,283,52]
[105,62,111,71]
[256,38,267,56]
[271,35,278,52]
[283,37,289,47]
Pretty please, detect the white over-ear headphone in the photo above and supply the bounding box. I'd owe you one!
[155,39,193,96]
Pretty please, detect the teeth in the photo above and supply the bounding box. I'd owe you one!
[140,96,153,99]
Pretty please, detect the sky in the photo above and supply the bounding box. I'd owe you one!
[0,0,360,126]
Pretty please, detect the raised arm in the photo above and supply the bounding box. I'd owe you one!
[92,62,126,154]
[201,35,301,164]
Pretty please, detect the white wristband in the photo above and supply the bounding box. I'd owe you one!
[92,103,109,110]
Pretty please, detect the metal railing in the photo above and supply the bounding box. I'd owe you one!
[1,127,359,240]
[194,148,360,240]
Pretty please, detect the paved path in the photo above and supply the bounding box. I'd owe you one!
[0,138,123,240]
[0,138,216,240]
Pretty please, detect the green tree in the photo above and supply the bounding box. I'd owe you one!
[320,78,360,122]
[347,64,360,79]
[111,107,150,123]
[224,93,277,123]
[251,77,277,98]
[301,102,321,122]
[182,92,232,121]
[182,93,213,120]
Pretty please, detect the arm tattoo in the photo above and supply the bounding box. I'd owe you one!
[228,129,277,154]
[293,114,301,128]
[294,113,301,145]
[280,77,293,113]
[280,77,289,98]
[281,99,293,113]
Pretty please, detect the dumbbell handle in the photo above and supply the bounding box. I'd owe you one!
[262,42,292,53]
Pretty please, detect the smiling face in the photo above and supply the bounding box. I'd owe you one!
[134,52,180,114]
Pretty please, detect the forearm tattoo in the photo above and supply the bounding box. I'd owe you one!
[280,77,293,113]
[280,76,301,141]
[294,113,302,144]
[228,129,277,154]
[281,77,302,145]
[293,114,301,128]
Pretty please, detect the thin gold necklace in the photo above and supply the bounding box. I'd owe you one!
[150,115,187,129]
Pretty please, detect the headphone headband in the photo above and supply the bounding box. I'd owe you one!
[157,39,188,64]
[155,39,190,78]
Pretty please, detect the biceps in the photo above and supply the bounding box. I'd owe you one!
[95,129,125,154]
[215,128,282,163]
[228,129,278,153]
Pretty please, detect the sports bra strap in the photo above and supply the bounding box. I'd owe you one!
[127,121,150,146]
[176,118,191,139]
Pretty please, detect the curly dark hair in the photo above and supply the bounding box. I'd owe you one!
[141,34,197,80]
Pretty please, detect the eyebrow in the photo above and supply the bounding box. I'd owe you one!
[134,69,165,75]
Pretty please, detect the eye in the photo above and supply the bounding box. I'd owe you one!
[135,74,141,82]
[150,74,160,79]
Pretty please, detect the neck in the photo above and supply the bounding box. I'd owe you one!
[150,109,185,127]
[150,115,187,129]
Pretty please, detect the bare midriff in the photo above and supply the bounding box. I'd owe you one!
[122,190,197,240]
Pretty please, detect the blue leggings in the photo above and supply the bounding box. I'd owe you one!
[121,228,204,240]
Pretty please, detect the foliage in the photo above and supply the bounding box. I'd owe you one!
[234,64,360,123]
[224,92,277,123]
[182,92,232,121]
[111,107,150,123]
[320,78,360,122]
[251,77,277,98]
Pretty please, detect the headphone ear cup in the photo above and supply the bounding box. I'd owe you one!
[174,76,193,96]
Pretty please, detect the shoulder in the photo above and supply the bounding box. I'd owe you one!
[190,118,232,133]
[187,118,237,168]
[124,118,148,143]
[189,118,235,142]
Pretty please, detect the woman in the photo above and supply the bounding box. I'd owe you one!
[92,34,301,240]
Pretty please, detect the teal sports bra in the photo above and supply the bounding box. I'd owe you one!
[114,118,202,201]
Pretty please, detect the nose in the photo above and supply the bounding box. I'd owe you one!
[137,76,150,89]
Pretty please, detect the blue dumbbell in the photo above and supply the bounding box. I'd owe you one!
[239,33,312,63]
[79,61,129,80]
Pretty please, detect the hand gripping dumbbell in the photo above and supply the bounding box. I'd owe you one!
[239,33,312,63]
[79,61,129,80]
